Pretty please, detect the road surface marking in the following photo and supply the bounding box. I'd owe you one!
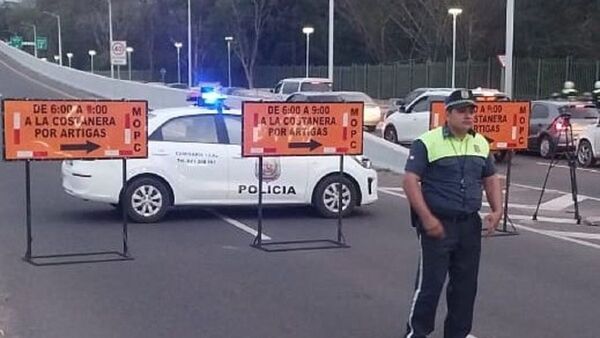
[537,194,587,211]
[207,209,271,240]
[512,223,600,250]
[0,57,78,99]
[536,162,600,174]
[542,230,600,240]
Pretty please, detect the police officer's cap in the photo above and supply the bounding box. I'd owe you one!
[445,89,476,111]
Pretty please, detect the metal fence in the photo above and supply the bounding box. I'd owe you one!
[248,57,600,100]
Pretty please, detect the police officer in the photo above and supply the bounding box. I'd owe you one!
[592,81,600,109]
[561,81,578,100]
[403,89,503,338]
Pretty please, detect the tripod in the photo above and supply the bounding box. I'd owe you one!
[532,114,582,224]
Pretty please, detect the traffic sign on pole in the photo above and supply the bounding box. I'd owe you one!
[35,37,48,51]
[242,102,364,157]
[9,36,23,48]
[111,40,127,66]
[2,99,148,160]
[429,101,531,150]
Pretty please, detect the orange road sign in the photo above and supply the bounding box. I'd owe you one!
[2,99,148,160]
[242,102,364,157]
[429,101,531,150]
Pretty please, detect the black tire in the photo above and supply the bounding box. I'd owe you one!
[312,175,358,218]
[383,125,398,144]
[539,135,554,159]
[577,140,596,167]
[124,177,171,223]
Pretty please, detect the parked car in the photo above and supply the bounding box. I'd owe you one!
[576,116,600,167]
[286,91,382,131]
[528,100,598,158]
[271,78,333,101]
[62,106,378,223]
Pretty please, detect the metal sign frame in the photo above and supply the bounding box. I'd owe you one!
[242,102,363,251]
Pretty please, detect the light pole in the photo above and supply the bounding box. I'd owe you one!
[22,24,37,58]
[448,8,462,88]
[66,52,73,67]
[42,11,62,66]
[328,0,334,81]
[108,0,114,78]
[225,36,234,87]
[174,42,183,84]
[88,50,96,73]
[302,26,314,78]
[126,46,134,81]
[505,0,514,98]
[187,0,192,87]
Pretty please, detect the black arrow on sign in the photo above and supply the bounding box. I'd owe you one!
[60,141,101,154]
[288,139,322,151]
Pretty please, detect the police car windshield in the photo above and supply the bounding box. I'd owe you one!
[300,82,333,92]
[560,106,598,119]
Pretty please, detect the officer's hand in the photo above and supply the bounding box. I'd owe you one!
[484,212,502,237]
[423,215,445,239]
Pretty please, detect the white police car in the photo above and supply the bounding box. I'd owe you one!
[62,105,378,223]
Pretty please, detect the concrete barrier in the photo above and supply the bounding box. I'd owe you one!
[0,41,186,109]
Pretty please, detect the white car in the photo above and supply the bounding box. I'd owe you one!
[576,118,600,167]
[382,89,452,145]
[62,106,378,223]
[271,78,333,101]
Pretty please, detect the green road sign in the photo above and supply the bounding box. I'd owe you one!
[9,36,23,48]
[36,37,48,51]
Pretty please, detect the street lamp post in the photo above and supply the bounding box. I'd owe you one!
[448,7,463,89]
[187,0,192,87]
[66,52,73,67]
[225,36,234,87]
[42,11,62,66]
[302,26,314,78]
[126,46,134,81]
[108,0,114,78]
[174,42,183,84]
[505,0,515,98]
[328,0,334,82]
[88,50,96,73]
[22,24,37,58]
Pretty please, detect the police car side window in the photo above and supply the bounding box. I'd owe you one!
[223,115,242,145]
[157,115,218,143]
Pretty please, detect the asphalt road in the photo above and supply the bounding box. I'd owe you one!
[0,52,599,338]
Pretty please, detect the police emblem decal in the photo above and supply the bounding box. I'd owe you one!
[255,158,281,182]
[474,144,481,153]
[461,90,469,99]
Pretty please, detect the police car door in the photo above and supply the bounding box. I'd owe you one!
[221,115,309,204]
[149,114,229,203]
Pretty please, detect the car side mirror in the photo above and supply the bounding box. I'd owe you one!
[399,106,407,113]
[270,89,275,93]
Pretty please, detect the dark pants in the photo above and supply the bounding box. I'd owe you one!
[405,213,482,338]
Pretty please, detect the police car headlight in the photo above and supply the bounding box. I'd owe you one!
[353,155,372,169]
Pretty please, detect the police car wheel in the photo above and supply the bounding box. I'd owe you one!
[577,140,596,167]
[539,136,554,159]
[384,126,398,144]
[124,177,170,223]
[313,176,357,218]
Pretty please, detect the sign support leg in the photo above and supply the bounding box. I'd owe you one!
[500,150,517,233]
[122,158,129,257]
[337,155,345,244]
[252,156,264,247]
[24,160,32,261]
